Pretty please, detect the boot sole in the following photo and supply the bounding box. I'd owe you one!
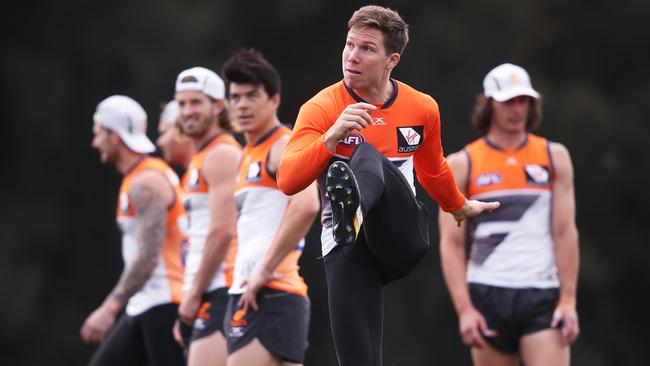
[326,161,360,246]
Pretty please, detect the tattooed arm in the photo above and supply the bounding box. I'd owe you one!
[111,172,170,303]
[81,170,173,343]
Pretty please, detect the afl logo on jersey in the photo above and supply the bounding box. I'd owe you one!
[339,133,365,148]
[524,164,550,185]
[475,172,502,187]
[246,161,263,182]
[397,126,423,153]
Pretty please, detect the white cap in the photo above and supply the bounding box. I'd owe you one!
[175,66,225,100]
[483,63,539,102]
[159,100,179,127]
[93,95,155,154]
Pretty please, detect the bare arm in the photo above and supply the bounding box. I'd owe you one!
[438,151,488,348]
[81,170,172,343]
[549,142,580,343]
[111,171,171,304]
[439,152,471,311]
[179,143,241,324]
[240,136,321,311]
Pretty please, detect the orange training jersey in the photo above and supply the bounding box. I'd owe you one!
[464,134,559,288]
[116,157,186,316]
[182,133,242,293]
[231,125,308,296]
[277,80,466,256]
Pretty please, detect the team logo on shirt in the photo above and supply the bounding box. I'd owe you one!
[339,132,365,147]
[475,172,502,187]
[396,126,423,153]
[246,161,263,182]
[524,164,550,185]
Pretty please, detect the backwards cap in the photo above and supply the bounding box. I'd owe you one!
[93,95,155,154]
[483,63,539,102]
[175,66,225,100]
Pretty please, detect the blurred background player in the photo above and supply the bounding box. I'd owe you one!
[439,63,580,366]
[81,95,185,366]
[174,67,243,366]
[157,100,193,174]
[276,5,498,366]
[221,49,320,366]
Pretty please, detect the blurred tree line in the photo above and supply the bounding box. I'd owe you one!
[1,0,648,364]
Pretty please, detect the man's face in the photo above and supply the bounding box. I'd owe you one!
[229,83,279,134]
[175,90,220,138]
[156,121,192,166]
[342,26,397,90]
[91,122,119,164]
[491,95,531,134]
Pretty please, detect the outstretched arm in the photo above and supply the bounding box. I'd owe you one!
[81,171,172,343]
[413,102,498,218]
[451,200,500,226]
[549,142,580,344]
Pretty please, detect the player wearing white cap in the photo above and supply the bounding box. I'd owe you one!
[82,95,186,366]
[439,63,580,366]
[174,67,243,366]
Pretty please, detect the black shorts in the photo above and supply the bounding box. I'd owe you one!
[469,283,560,353]
[224,288,310,363]
[185,287,230,344]
[88,303,184,366]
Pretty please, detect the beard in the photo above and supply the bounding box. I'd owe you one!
[181,110,217,138]
[100,147,118,165]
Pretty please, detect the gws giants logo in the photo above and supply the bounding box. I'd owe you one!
[339,132,365,148]
[524,164,550,185]
[396,126,423,153]
[228,308,248,338]
[246,161,262,182]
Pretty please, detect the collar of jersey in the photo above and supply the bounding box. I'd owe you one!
[343,79,398,109]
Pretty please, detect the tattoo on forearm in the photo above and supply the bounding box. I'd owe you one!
[111,182,168,304]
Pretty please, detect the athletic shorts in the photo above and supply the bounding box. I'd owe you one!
[88,303,184,366]
[186,287,230,343]
[224,288,310,363]
[469,283,560,353]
